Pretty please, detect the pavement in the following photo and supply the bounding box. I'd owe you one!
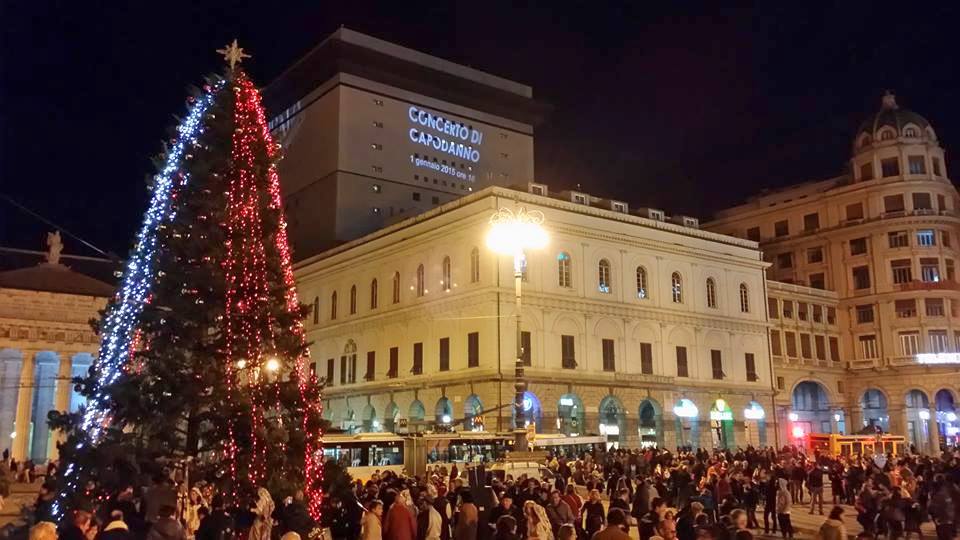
[0,482,40,528]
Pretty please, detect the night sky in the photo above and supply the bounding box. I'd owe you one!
[3,2,959,257]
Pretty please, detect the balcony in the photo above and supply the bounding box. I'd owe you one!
[897,280,960,292]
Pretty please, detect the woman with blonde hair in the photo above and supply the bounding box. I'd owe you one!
[30,522,57,540]
[523,500,553,540]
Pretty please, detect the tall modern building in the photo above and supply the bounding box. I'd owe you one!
[296,184,780,449]
[265,28,548,260]
[706,93,960,452]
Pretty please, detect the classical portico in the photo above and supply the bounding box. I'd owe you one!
[0,239,114,462]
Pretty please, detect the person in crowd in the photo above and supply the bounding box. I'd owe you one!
[494,515,519,540]
[592,508,631,540]
[143,475,177,528]
[763,471,779,535]
[775,478,793,540]
[31,522,58,540]
[608,488,631,533]
[361,500,384,540]
[523,500,553,540]
[560,484,582,534]
[807,462,825,515]
[196,495,234,540]
[657,518,678,540]
[146,505,186,540]
[639,497,666,540]
[96,510,132,540]
[816,506,847,540]
[489,495,523,538]
[61,510,96,540]
[383,489,416,540]
[582,489,605,539]
[454,490,478,540]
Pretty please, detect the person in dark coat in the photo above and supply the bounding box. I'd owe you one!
[196,495,235,540]
[61,510,95,540]
[639,498,666,540]
[97,511,133,540]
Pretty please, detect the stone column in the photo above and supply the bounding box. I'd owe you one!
[52,354,73,459]
[889,406,906,436]
[12,350,36,460]
[929,419,942,455]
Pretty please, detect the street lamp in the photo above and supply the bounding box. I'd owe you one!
[486,206,548,452]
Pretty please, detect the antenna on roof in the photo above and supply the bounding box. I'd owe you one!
[0,193,119,261]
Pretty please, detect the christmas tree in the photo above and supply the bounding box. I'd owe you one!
[50,42,324,521]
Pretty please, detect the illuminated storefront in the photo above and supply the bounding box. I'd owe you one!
[673,399,699,448]
[709,399,735,449]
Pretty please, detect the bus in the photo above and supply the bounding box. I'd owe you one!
[406,431,511,477]
[806,433,907,458]
[529,434,606,458]
[322,433,405,481]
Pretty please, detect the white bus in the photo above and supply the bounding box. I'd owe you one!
[321,433,405,482]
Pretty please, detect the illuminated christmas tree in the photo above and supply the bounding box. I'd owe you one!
[50,42,324,521]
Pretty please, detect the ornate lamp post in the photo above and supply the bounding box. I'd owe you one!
[486,206,548,452]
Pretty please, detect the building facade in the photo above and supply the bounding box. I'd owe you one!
[297,186,778,449]
[706,94,960,452]
[0,242,115,461]
[265,28,547,260]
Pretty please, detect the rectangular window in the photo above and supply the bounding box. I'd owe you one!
[850,237,868,255]
[815,335,826,360]
[859,335,879,359]
[768,297,779,319]
[947,259,956,281]
[777,376,786,390]
[783,300,794,319]
[829,337,840,361]
[745,353,758,382]
[895,299,918,318]
[602,338,616,372]
[827,307,836,324]
[389,347,398,378]
[900,331,920,356]
[856,304,874,324]
[853,265,871,289]
[326,358,335,385]
[859,162,874,181]
[846,202,865,220]
[774,220,789,237]
[908,156,927,175]
[777,252,793,268]
[930,330,949,353]
[884,194,906,213]
[309,362,317,377]
[881,157,901,177]
[468,332,480,368]
[917,229,936,246]
[807,247,824,263]
[412,343,423,375]
[785,331,798,357]
[837,380,845,394]
[711,350,723,379]
[921,258,941,282]
[813,304,823,323]
[439,337,450,371]
[803,212,820,232]
[521,331,531,366]
[809,273,826,289]
[349,355,357,383]
[676,346,689,377]
[798,302,809,321]
[913,192,933,210]
[933,157,943,176]
[365,351,375,381]
[561,335,576,369]
[926,298,945,317]
[770,330,782,356]
[889,230,909,248]
[340,356,347,384]
[943,231,951,248]
[939,194,947,211]
[892,259,913,284]
[800,334,813,358]
[746,227,761,241]
[640,342,653,374]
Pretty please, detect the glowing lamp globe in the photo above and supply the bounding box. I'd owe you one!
[919,410,931,420]
[486,207,548,256]
[788,412,799,422]
[792,426,805,438]
[265,358,280,373]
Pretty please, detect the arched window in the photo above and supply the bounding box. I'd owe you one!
[859,134,872,148]
[330,291,338,320]
[312,296,319,324]
[636,266,648,299]
[739,283,750,313]
[706,278,717,308]
[881,129,895,141]
[557,252,572,288]
[598,259,612,293]
[349,285,357,314]
[671,272,683,303]
[470,247,480,283]
[416,264,425,297]
[442,256,451,292]
[370,279,378,309]
[392,272,401,304]
[904,127,919,138]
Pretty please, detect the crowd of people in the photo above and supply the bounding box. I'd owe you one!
[17,444,960,540]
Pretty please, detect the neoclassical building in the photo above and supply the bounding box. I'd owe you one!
[0,241,114,461]
[297,185,778,449]
[707,93,960,452]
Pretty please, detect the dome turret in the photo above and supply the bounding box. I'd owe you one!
[853,91,936,154]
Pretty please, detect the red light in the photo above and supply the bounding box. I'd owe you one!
[792,426,806,438]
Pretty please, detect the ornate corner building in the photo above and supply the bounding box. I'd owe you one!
[706,93,960,453]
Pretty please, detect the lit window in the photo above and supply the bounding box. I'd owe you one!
[557,252,572,288]
[908,156,926,174]
[904,127,919,137]
[371,143,383,150]
[739,283,750,313]
[442,256,451,292]
[636,266,648,299]
[921,258,940,282]
[598,259,612,293]
[881,130,895,141]
[671,272,683,303]
[706,278,717,308]
[917,229,936,247]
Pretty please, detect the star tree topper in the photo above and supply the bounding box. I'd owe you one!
[217,39,251,70]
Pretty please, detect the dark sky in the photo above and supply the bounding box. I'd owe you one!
[3,2,959,257]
